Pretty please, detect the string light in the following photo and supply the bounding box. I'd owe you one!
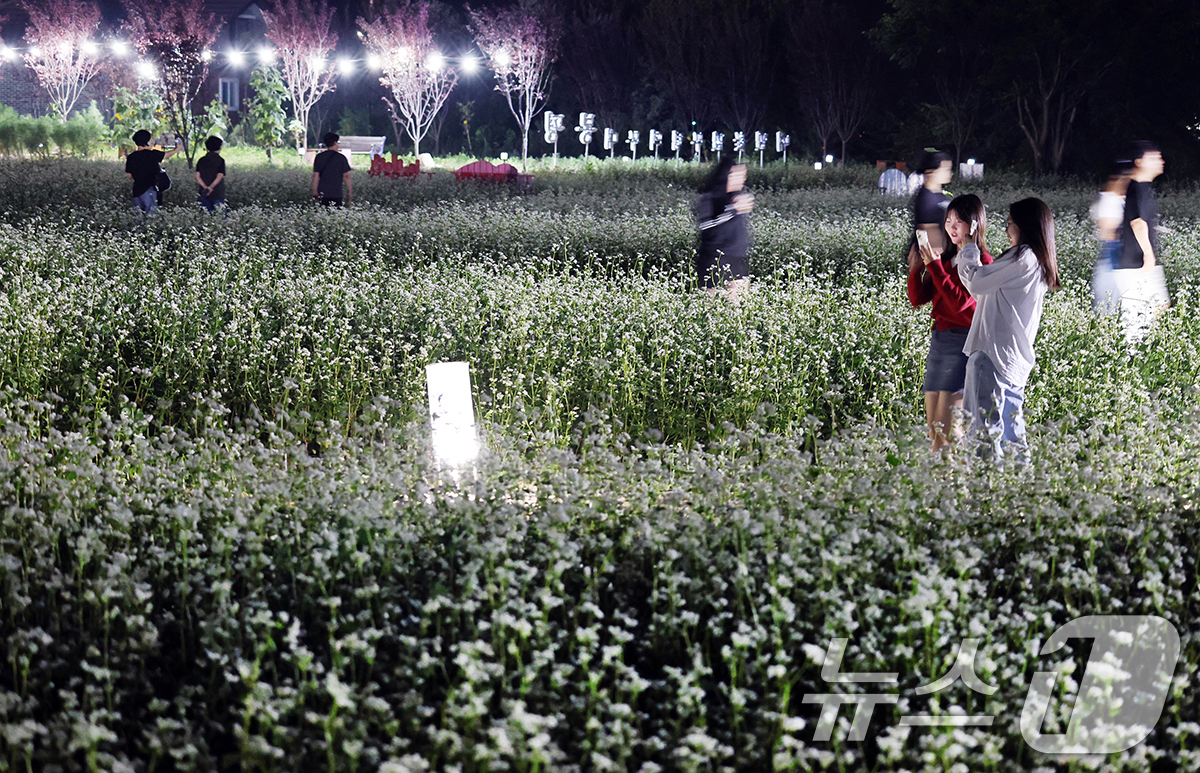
[0,45,519,80]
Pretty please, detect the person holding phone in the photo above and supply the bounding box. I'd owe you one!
[908,194,992,451]
[908,150,953,263]
[958,197,1060,462]
[125,129,179,215]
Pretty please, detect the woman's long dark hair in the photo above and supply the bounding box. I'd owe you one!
[701,155,737,195]
[1009,197,1060,290]
[941,194,988,262]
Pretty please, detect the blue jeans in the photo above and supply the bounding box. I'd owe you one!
[133,188,158,214]
[198,196,225,213]
[962,351,1028,462]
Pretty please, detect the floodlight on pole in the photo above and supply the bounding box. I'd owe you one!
[82,41,99,56]
[671,130,683,166]
[603,127,618,159]
[493,48,510,68]
[544,111,565,165]
[111,40,130,57]
[754,131,768,167]
[575,112,595,158]
[136,60,156,79]
[825,154,834,164]
[337,57,355,76]
[733,131,745,163]
[710,131,724,154]
[775,131,791,164]
[258,46,277,65]
[690,131,703,162]
[228,49,246,67]
[649,129,663,159]
[426,51,445,71]
[460,54,479,74]
[28,46,41,57]
[627,130,640,162]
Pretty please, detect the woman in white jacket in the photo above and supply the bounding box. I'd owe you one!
[957,197,1060,461]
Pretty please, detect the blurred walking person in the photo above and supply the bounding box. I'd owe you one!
[958,198,1060,462]
[696,156,754,300]
[909,194,992,451]
[1114,141,1169,344]
[1090,160,1130,314]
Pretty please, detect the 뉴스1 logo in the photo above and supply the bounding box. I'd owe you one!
[800,615,1180,758]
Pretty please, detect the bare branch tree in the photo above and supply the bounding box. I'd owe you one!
[468,2,560,170]
[360,1,458,158]
[20,0,105,120]
[790,0,875,162]
[123,0,219,169]
[261,0,339,152]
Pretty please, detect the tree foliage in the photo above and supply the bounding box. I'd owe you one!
[360,1,459,158]
[261,0,339,151]
[874,0,1119,174]
[123,0,219,169]
[20,0,106,120]
[468,1,560,169]
[247,65,289,162]
[790,0,876,162]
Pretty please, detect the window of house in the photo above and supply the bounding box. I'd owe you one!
[219,78,239,112]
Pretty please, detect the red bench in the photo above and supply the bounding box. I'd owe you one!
[453,159,533,184]
[369,154,431,179]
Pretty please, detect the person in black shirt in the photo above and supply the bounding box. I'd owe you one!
[1118,141,1163,270]
[311,132,353,207]
[909,150,953,256]
[696,155,754,300]
[195,135,227,213]
[125,129,179,214]
[1114,141,1169,343]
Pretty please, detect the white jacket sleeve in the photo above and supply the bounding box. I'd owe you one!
[958,245,1033,296]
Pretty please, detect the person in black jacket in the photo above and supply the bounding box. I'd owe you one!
[696,156,754,299]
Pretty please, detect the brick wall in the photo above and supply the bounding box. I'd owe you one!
[0,64,47,115]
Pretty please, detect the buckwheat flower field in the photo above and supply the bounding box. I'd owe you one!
[1,157,1198,772]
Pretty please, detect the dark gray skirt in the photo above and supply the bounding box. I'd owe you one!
[923,327,970,393]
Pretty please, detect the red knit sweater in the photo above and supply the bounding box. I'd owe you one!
[907,250,993,331]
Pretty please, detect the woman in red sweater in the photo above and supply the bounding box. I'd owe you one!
[908,194,992,451]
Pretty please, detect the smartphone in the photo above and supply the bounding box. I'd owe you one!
[916,229,930,250]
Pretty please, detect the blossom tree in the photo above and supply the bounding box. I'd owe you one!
[261,0,339,152]
[359,2,458,158]
[20,0,106,120]
[468,3,559,169]
[123,0,219,168]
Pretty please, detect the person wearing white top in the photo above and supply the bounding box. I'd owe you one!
[957,198,1061,462]
[1090,165,1129,314]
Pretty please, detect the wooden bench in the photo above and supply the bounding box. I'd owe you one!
[337,135,386,157]
[453,159,533,184]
